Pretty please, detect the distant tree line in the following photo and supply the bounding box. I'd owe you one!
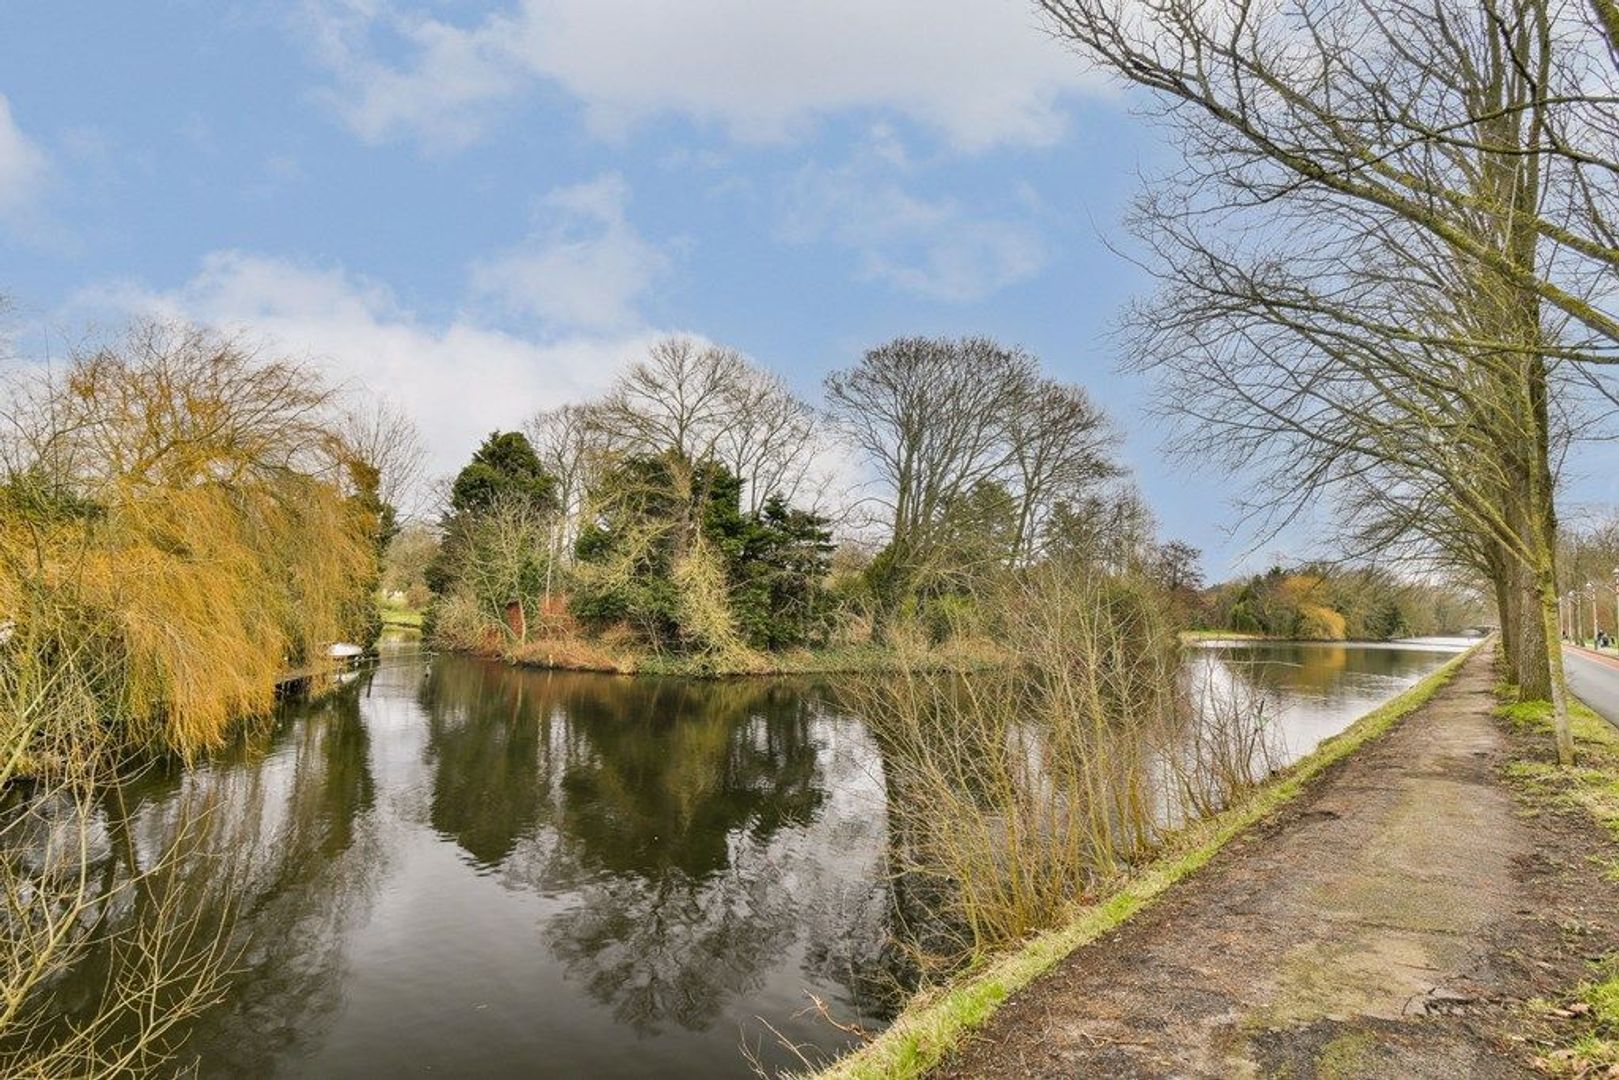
[1203,566,1484,641]
[421,334,1200,667]
[1556,513,1619,642]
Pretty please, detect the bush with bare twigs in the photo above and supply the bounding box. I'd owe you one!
[850,567,1274,975]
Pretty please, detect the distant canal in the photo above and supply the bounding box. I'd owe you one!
[75,637,1468,1078]
[1186,637,1475,766]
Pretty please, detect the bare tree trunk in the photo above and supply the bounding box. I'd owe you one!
[1516,570,1552,699]
[1493,558,1519,675]
[1537,565,1576,764]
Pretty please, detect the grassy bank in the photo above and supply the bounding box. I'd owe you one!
[631,639,1007,677]
[1502,692,1619,1074]
[378,598,425,630]
[1180,629,1267,642]
[814,642,1479,1080]
[445,632,1010,678]
[1182,630,1483,645]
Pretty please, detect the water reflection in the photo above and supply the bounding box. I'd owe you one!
[418,662,848,1036]
[1190,638,1468,764]
[138,648,894,1078]
[422,664,827,878]
[31,637,1461,1078]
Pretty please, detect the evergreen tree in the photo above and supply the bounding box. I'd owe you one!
[427,432,560,621]
[448,431,557,518]
[732,495,835,649]
[572,453,833,651]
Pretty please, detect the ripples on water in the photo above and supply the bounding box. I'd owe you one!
[47,636,1468,1078]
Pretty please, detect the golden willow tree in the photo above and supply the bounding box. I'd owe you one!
[0,319,393,1075]
[1037,0,1619,762]
[0,320,382,757]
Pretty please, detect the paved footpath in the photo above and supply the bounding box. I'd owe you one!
[937,649,1588,1079]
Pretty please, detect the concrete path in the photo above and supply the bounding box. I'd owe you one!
[937,649,1554,1078]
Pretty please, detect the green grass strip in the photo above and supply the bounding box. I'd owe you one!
[815,642,1480,1080]
[1505,685,1619,1072]
[378,603,425,629]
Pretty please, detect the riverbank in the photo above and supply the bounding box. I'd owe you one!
[814,642,1480,1079]
[437,629,1010,677]
[1180,628,1267,642]
[1182,629,1486,646]
[633,640,1009,677]
[412,603,1472,677]
[379,599,425,630]
[818,643,1619,1079]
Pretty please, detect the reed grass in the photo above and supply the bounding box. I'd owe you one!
[811,622,1477,1080]
[842,569,1243,970]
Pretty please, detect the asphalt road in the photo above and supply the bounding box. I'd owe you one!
[1564,647,1619,729]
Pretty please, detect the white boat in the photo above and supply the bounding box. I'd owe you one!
[326,642,365,660]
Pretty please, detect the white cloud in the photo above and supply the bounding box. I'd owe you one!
[0,94,49,221]
[780,159,1046,301]
[82,250,658,479]
[299,0,1100,152]
[469,172,668,330]
[300,0,528,152]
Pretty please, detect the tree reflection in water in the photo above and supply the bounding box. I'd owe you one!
[29,651,937,1076]
[190,697,386,1077]
[418,662,892,1036]
[73,678,392,1078]
[22,640,1457,1076]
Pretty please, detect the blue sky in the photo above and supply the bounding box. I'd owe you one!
[0,1,1400,576]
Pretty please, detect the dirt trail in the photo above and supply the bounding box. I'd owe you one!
[937,649,1617,1078]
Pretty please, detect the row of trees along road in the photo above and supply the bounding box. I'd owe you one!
[1557,513,1619,639]
[1037,0,1619,762]
[425,334,1175,665]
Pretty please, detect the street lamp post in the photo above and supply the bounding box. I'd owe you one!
[1593,584,1602,647]
[1611,567,1619,650]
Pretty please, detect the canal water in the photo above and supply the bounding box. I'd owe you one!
[92,637,1469,1078]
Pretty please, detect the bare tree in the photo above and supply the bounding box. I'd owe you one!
[589,337,748,464]
[1153,539,1205,592]
[1004,379,1118,562]
[339,398,427,521]
[823,336,1122,624]
[1045,481,1161,575]
[823,336,1030,571]
[525,402,608,562]
[1038,0,1619,354]
[712,365,820,515]
[1037,0,1619,760]
[584,336,821,514]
